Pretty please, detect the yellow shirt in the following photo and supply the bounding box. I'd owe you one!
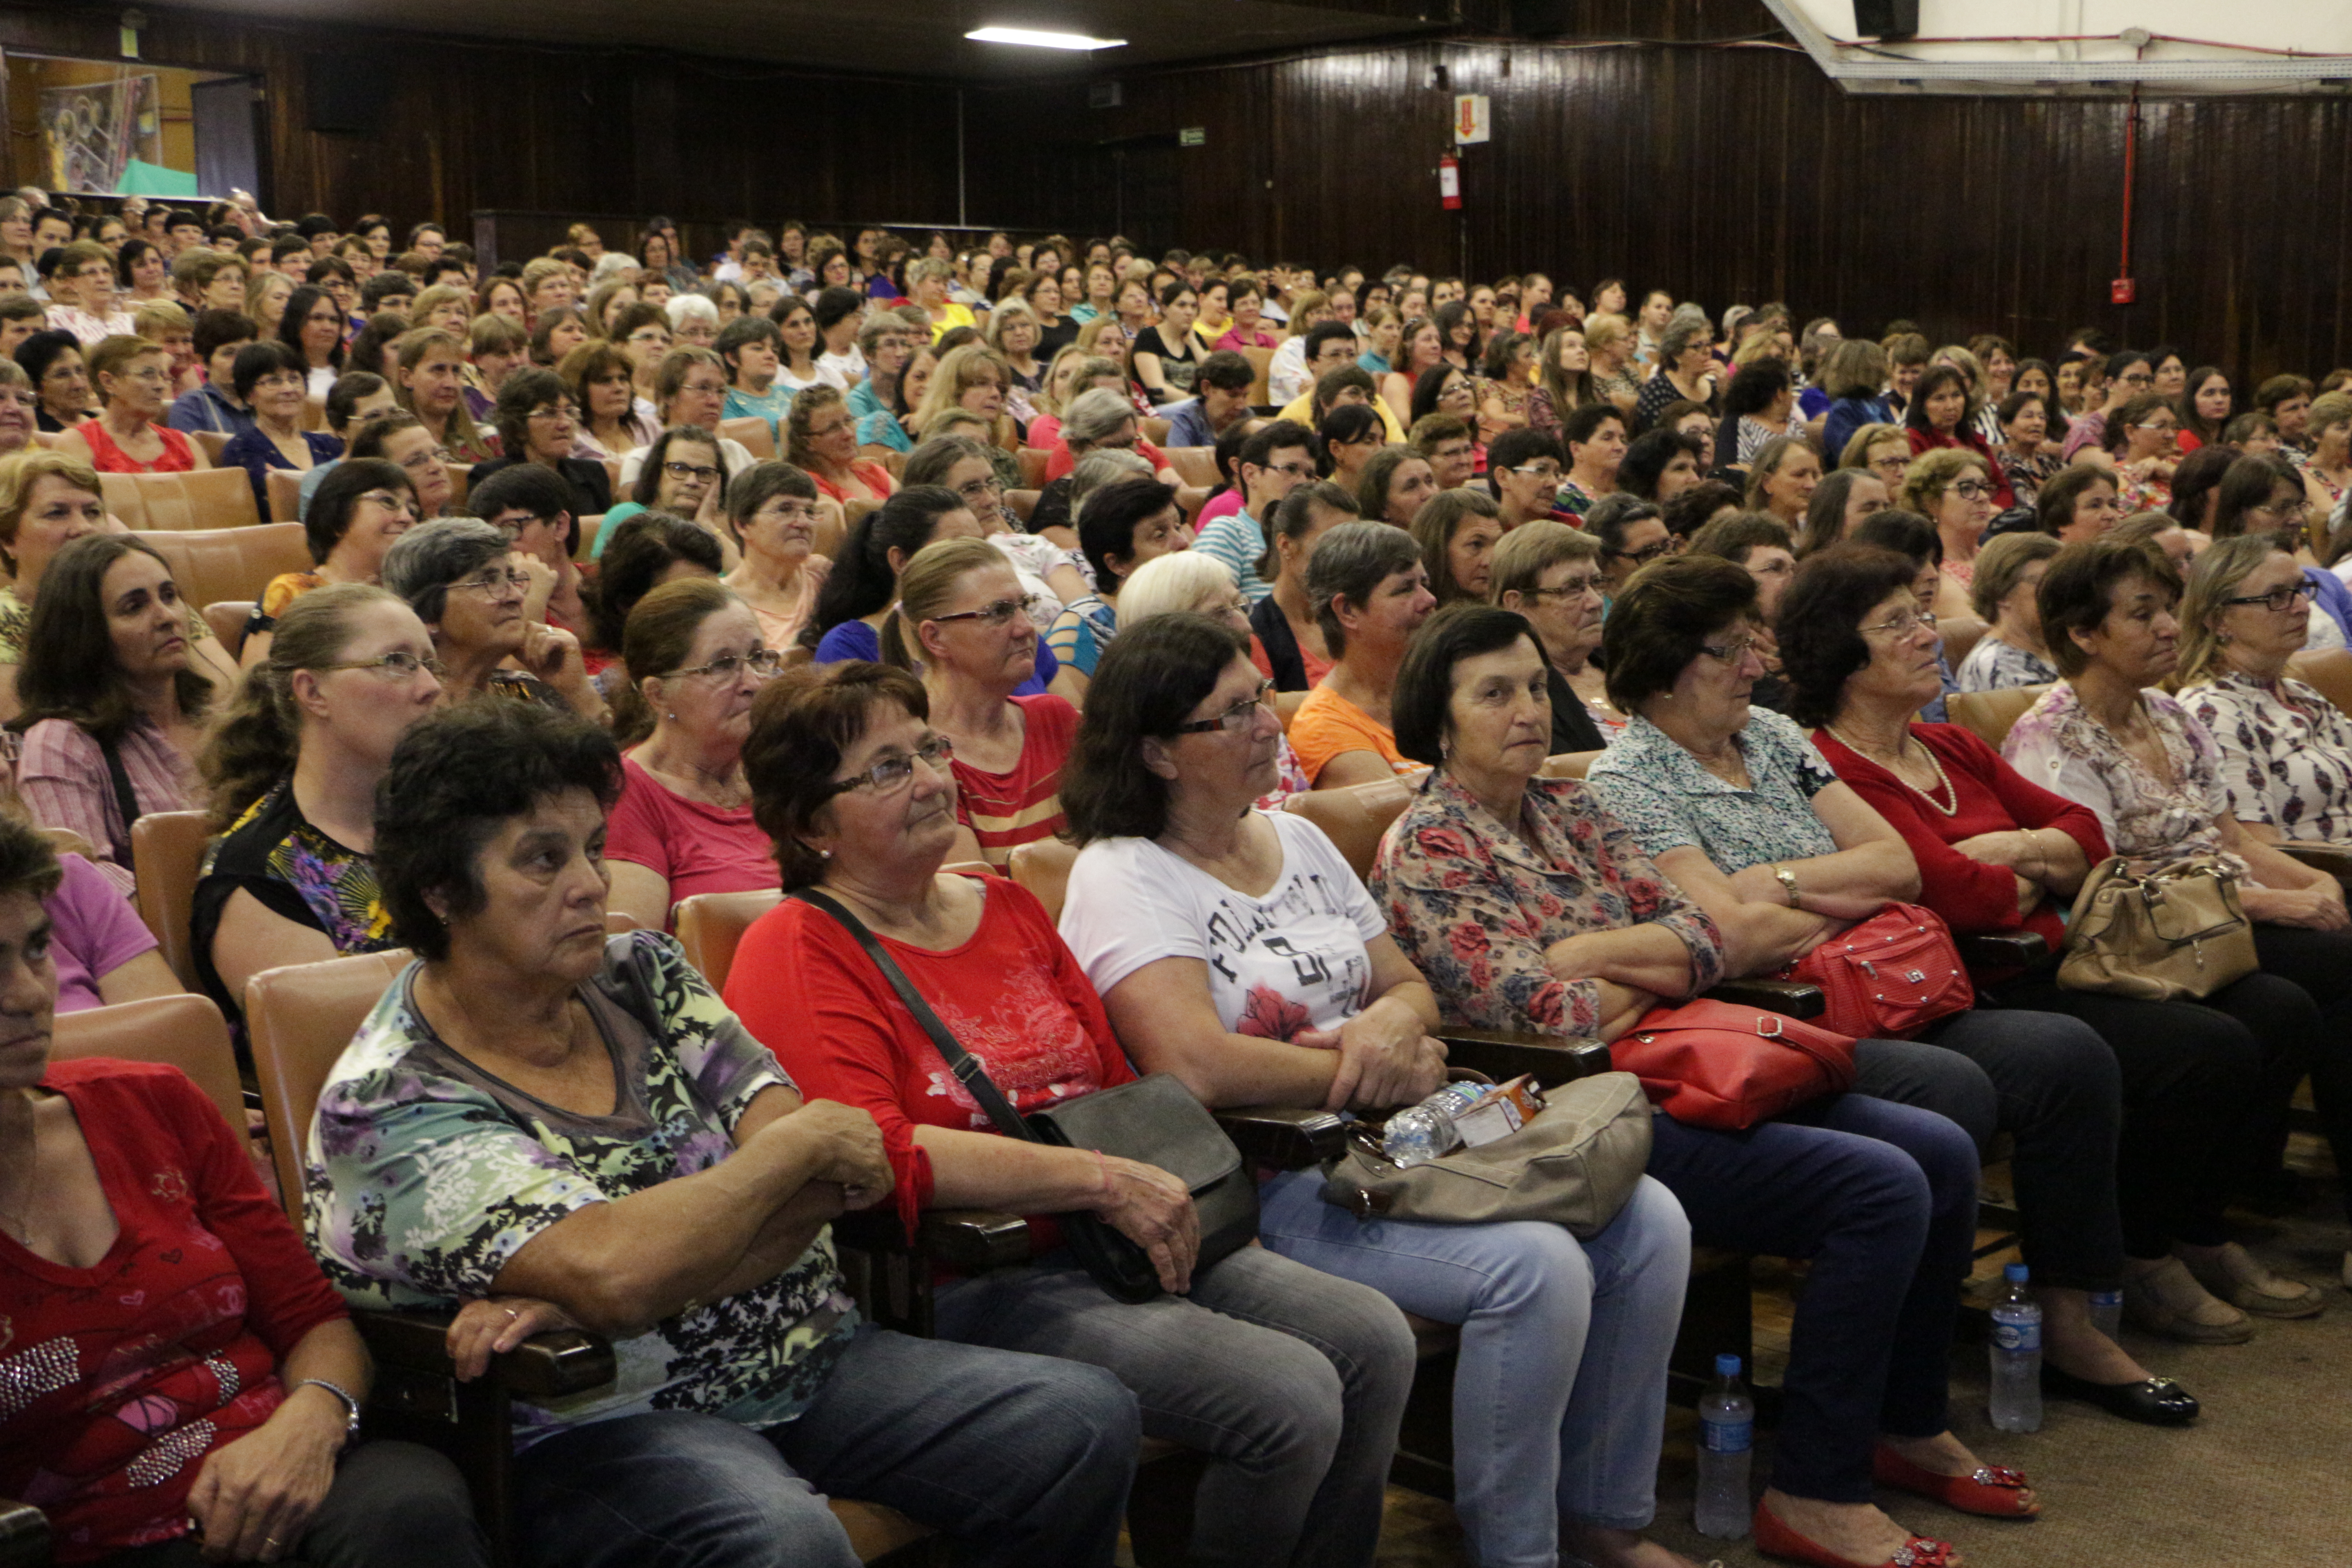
[928,304,977,343]
[1277,391,1405,442]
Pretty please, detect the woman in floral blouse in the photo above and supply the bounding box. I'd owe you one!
[195,585,438,1031]
[1058,612,1695,1568]
[1372,604,2017,1568]
[1953,532,2062,694]
[306,699,1141,1568]
[2004,534,2352,1301]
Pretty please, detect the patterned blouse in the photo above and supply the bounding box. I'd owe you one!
[192,779,397,1024]
[1584,708,1841,874]
[2181,670,2352,844]
[306,931,857,1447]
[1370,770,1723,1038]
[2000,681,2246,877]
[1955,633,2059,694]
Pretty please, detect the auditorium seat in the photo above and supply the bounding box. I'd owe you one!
[1945,683,2048,752]
[1163,447,1220,488]
[1017,447,1052,490]
[102,469,261,531]
[720,415,777,459]
[266,468,304,523]
[1937,614,1989,671]
[131,811,211,990]
[132,523,311,617]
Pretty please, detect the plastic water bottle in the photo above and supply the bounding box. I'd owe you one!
[1988,1263,2043,1433]
[2087,1288,2123,1343]
[1695,1353,1754,1539]
[1381,1082,1486,1166]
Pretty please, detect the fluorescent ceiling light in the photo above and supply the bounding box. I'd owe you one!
[964,25,1127,49]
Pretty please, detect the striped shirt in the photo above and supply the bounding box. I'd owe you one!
[951,695,1078,870]
[18,715,198,896]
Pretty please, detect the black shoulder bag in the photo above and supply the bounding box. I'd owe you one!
[794,888,1257,1303]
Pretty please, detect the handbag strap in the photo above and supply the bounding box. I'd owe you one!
[791,887,1038,1144]
[97,734,139,858]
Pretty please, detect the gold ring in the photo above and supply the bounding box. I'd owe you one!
[505,1307,520,1321]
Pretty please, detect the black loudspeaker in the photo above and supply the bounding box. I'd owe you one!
[305,54,396,135]
[1509,0,1574,39]
[1852,0,1918,39]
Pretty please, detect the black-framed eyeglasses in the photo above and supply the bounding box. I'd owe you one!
[322,650,446,680]
[663,460,722,483]
[1606,542,1670,566]
[2220,581,2318,612]
[829,734,954,796]
[1947,479,1996,501]
[1172,679,1277,734]
[669,648,786,681]
[931,595,1046,629]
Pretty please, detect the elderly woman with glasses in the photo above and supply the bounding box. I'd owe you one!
[194,583,440,1026]
[881,536,1078,868]
[2003,534,2352,1321]
[1491,520,1618,749]
[381,517,602,721]
[2211,453,2352,647]
[242,459,420,668]
[1899,447,2000,620]
[603,579,786,931]
[55,333,207,475]
[1056,610,1691,1568]
[1374,600,2028,1568]
[310,699,1140,1568]
[1045,478,1191,701]
[472,366,613,519]
[904,434,1088,618]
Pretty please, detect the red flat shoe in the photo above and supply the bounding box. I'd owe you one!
[1753,1499,1960,1568]
[1872,1441,2040,1518]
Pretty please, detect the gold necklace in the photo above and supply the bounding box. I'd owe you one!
[1827,723,1957,815]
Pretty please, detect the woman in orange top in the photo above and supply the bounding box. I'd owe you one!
[1287,520,1438,788]
[789,385,894,507]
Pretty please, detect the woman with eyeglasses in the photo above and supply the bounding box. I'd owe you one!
[602,579,786,931]
[53,333,206,475]
[2209,452,2352,652]
[1490,520,1617,750]
[240,459,420,670]
[194,583,439,1026]
[2001,534,2352,1324]
[219,340,342,514]
[904,435,1088,624]
[1044,479,1191,703]
[881,536,1078,867]
[719,460,832,654]
[472,366,614,523]
[382,517,603,721]
[1896,448,2000,620]
[11,534,225,894]
[2092,392,2180,514]
[590,424,739,569]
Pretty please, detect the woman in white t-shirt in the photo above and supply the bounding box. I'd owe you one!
[1057,612,1699,1568]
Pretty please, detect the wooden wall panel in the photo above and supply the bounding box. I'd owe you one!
[962,39,2352,381]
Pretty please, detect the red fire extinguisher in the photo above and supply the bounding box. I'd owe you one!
[1439,154,1461,211]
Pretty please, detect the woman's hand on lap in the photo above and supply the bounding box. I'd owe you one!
[1091,1155,1199,1293]
[185,1385,346,1562]
[1302,999,1447,1111]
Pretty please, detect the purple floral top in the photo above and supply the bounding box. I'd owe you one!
[304,931,855,1446]
[2182,670,2352,845]
[2001,681,2249,877]
[1369,770,1724,1037]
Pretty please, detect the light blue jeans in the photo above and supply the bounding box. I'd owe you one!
[1257,1169,1690,1568]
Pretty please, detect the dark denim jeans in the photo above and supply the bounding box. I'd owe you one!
[95,1441,484,1568]
[509,1324,1139,1568]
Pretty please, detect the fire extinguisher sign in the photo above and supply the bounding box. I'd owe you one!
[1455,93,1490,144]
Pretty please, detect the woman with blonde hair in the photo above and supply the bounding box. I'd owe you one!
[1744,434,1823,528]
[911,342,1018,450]
[55,334,207,475]
[1901,446,2000,617]
[409,283,473,338]
[1583,312,1642,413]
[788,383,894,508]
[1526,322,1600,441]
[390,327,496,465]
[981,297,1047,417]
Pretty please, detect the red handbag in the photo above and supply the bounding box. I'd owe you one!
[1782,902,1974,1041]
[1610,998,1859,1130]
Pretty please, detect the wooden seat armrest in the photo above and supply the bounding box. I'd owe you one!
[350,1308,615,1400]
[1214,1105,1348,1167]
[1705,978,1827,1018]
[2278,842,2352,887]
[1433,1027,1614,1086]
[1956,931,2048,968]
[833,1206,1033,1274]
[0,1498,46,1568]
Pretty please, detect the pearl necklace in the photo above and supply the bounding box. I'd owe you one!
[1826,723,1957,816]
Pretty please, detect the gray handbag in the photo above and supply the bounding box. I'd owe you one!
[1320,1070,1654,1238]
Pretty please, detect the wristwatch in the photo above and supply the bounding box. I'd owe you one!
[299,1377,363,1446]
[1772,864,1803,909]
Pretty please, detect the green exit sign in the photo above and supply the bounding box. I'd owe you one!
[1179,127,1206,147]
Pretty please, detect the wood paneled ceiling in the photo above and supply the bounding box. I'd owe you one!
[152,0,1451,77]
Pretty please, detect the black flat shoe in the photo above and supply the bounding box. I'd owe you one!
[2042,1363,2200,1426]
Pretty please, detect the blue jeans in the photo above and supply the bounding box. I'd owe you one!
[935,1243,1414,1568]
[508,1325,1138,1568]
[1258,1169,1689,1568]
[1644,1096,1979,1505]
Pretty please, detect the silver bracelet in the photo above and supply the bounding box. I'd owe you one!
[298,1377,363,1446]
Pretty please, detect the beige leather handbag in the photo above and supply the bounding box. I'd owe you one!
[2057,855,2258,1002]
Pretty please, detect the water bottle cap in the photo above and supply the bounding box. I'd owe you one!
[2004,1262,2029,1282]
[1714,1352,1741,1377]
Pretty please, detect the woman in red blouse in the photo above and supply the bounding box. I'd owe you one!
[1782,544,2311,1410]
[54,336,205,477]
[0,814,482,1566]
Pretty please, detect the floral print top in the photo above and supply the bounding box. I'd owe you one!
[1955,633,2059,694]
[1370,770,1723,1038]
[193,778,398,1025]
[1584,709,1841,875]
[2001,681,2247,877]
[305,931,856,1447]
[2181,669,2352,845]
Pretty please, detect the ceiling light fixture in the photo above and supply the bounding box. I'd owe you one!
[964,25,1127,50]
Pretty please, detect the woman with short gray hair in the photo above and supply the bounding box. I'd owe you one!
[383,518,603,718]
[1289,520,1437,787]
[1633,312,1718,436]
